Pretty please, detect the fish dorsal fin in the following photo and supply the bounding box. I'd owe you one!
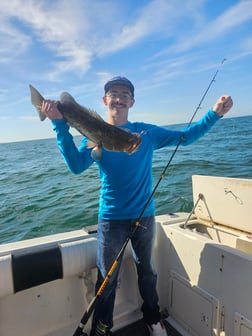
[60,91,104,121]
[88,108,104,121]
[60,91,77,104]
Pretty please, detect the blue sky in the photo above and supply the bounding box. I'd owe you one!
[0,0,252,143]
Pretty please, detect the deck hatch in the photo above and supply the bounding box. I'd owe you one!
[168,271,220,336]
[234,312,252,336]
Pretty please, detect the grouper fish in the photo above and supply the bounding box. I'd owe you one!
[29,85,142,161]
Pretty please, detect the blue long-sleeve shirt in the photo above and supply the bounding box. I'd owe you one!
[52,109,220,220]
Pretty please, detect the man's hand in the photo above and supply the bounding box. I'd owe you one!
[213,95,233,117]
[41,100,63,120]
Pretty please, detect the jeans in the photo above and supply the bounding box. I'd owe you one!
[91,216,161,331]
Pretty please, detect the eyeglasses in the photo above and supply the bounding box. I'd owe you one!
[106,92,133,100]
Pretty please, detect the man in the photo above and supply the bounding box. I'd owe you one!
[41,76,233,336]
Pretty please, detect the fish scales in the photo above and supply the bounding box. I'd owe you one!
[59,92,137,151]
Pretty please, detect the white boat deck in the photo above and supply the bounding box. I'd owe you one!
[0,175,251,336]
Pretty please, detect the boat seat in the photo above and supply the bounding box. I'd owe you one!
[0,237,97,298]
[0,236,134,298]
[0,254,14,298]
[60,237,97,278]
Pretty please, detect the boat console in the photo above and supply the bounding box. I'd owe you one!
[156,175,252,336]
[184,175,251,252]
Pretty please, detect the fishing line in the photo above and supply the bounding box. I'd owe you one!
[73,58,226,336]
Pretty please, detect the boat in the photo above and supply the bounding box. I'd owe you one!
[0,175,251,336]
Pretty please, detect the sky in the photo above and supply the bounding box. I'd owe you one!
[0,0,252,143]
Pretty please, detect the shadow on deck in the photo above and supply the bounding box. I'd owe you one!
[114,319,182,336]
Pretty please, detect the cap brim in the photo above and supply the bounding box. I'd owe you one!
[104,79,134,96]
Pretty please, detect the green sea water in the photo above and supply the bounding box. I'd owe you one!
[0,115,251,244]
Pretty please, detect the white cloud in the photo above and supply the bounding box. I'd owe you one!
[0,0,210,78]
[96,0,176,56]
[240,36,252,51]
[0,0,94,76]
[0,15,31,61]
[95,0,207,57]
[162,0,252,53]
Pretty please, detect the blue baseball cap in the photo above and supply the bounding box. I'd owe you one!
[104,76,134,97]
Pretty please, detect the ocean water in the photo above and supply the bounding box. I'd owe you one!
[0,115,251,244]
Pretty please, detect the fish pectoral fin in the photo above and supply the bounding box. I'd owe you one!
[91,145,102,161]
[87,141,103,161]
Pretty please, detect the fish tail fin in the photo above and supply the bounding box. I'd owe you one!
[29,84,47,121]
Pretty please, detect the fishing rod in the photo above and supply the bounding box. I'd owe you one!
[72,58,226,336]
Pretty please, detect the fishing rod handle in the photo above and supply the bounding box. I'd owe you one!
[72,295,99,335]
[72,325,88,336]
